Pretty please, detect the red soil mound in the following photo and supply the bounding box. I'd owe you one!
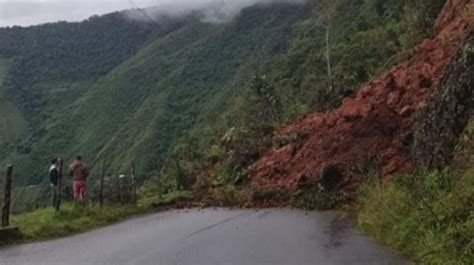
[250,0,474,189]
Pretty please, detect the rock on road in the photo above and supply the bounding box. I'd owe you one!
[0,209,408,265]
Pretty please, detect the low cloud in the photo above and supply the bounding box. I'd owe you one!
[0,0,129,27]
[125,0,306,24]
[0,0,306,28]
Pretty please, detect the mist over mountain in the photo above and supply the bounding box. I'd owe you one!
[124,0,306,23]
[0,0,306,27]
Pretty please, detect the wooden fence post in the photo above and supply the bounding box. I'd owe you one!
[2,165,13,227]
[100,160,105,207]
[130,161,137,203]
[55,159,63,212]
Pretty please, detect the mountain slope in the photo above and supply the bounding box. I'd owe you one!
[0,58,26,145]
[145,0,450,195]
[0,3,309,190]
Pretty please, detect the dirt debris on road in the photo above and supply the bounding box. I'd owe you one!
[251,0,474,190]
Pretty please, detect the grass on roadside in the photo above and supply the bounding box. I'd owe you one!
[0,190,195,245]
[138,190,193,207]
[358,120,474,265]
[10,203,148,243]
[358,168,474,265]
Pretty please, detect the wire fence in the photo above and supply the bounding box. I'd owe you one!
[1,161,138,225]
[87,174,135,205]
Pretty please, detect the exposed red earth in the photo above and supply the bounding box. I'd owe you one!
[250,0,474,190]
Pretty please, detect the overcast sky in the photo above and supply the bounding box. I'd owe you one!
[0,0,155,27]
[0,0,303,27]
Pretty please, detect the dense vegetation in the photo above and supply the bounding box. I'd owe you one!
[0,12,157,124]
[150,0,446,195]
[0,3,309,210]
[0,0,448,210]
[358,30,474,265]
[359,121,474,265]
[0,58,27,145]
[0,2,472,264]
[263,0,445,114]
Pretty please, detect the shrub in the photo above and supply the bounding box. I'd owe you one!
[358,169,474,265]
[138,190,193,208]
[202,185,247,207]
[251,188,291,205]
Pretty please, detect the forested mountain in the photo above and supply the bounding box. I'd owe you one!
[0,0,450,199]
[0,0,460,199]
[0,3,309,192]
[150,0,448,193]
[1,0,472,262]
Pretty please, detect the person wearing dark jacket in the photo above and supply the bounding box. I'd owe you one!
[68,155,89,203]
[49,158,60,207]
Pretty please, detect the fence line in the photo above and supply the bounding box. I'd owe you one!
[0,161,138,228]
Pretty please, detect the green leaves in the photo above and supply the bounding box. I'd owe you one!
[1,4,307,195]
[358,168,474,264]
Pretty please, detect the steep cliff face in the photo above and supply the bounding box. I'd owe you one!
[251,0,474,189]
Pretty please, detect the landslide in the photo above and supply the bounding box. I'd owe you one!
[250,0,474,190]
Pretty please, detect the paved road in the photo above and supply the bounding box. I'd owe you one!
[0,209,408,265]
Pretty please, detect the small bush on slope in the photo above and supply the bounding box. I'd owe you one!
[358,121,474,265]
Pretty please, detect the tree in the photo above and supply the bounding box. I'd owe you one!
[313,0,337,91]
[249,74,282,129]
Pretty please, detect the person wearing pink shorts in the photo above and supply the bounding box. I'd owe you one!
[68,155,89,203]
[73,180,87,202]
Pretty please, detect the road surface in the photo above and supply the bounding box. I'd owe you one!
[0,209,408,265]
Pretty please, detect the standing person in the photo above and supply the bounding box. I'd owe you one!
[69,155,89,203]
[49,158,60,207]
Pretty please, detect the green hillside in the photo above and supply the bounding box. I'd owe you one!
[1,1,472,262]
[0,58,27,145]
[0,3,309,190]
[0,0,452,207]
[150,0,447,193]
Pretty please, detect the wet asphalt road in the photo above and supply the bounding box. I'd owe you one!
[0,209,408,265]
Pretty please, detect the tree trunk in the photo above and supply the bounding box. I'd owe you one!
[55,159,63,211]
[325,17,333,91]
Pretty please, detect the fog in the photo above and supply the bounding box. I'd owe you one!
[0,0,306,28]
[124,0,306,24]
